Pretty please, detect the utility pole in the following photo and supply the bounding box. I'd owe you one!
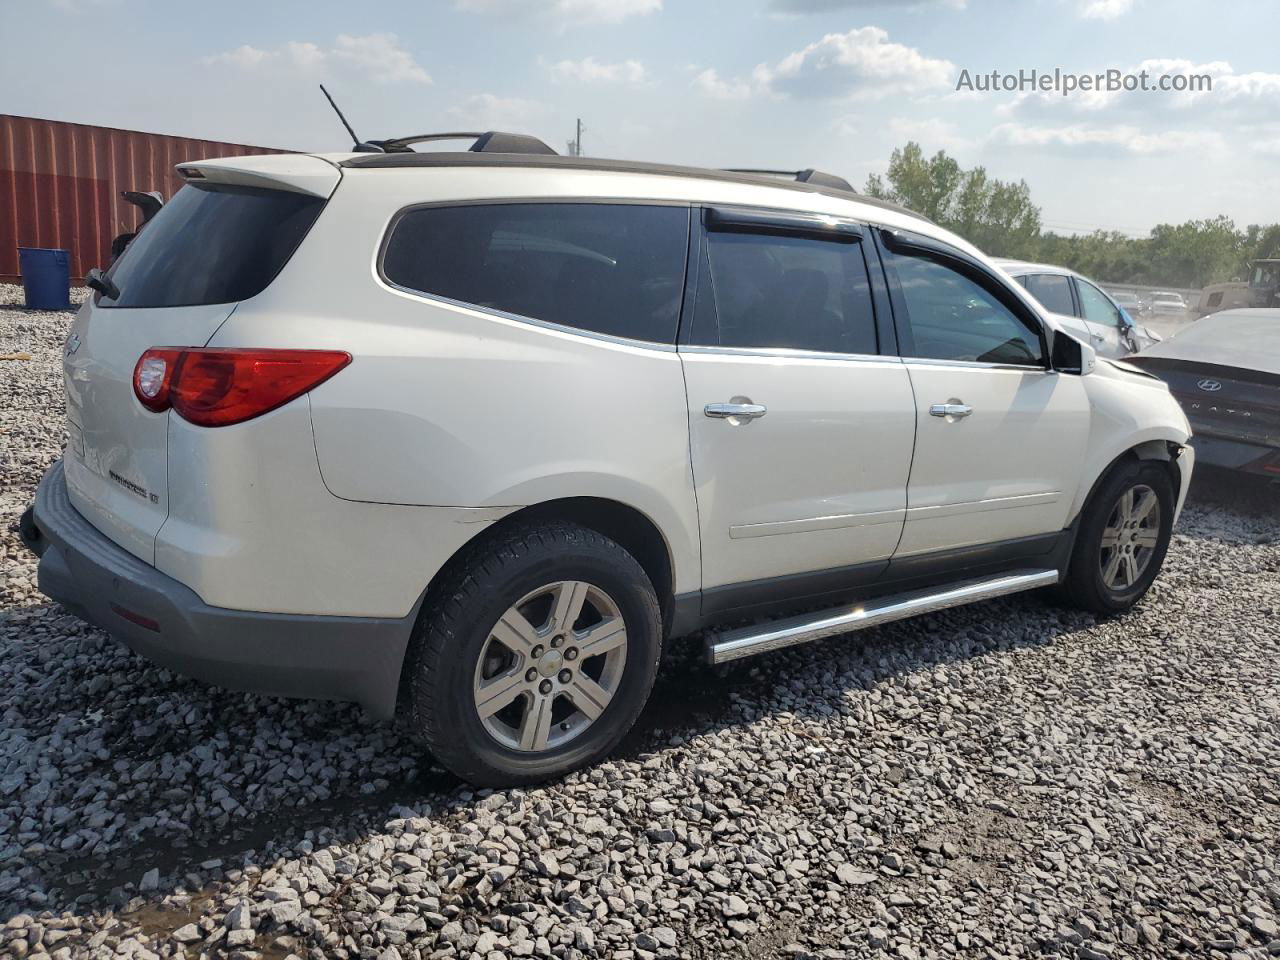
[566,118,584,157]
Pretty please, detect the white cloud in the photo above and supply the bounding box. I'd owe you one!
[1078,0,1135,19]
[692,68,754,101]
[772,0,965,10]
[331,34,432,84]
[282,41,326,70]
[448,93,546,130]
[203,33,430,85]
[545,56,649,85]
[454,0,660,24]
[205,44,271,69]
[889,117,970,150]
[991,122,1221,156]
[757,27,954,99]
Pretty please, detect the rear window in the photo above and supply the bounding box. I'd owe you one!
[101,184,325,308]
[382,203,690,344]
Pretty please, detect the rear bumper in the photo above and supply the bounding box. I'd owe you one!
[1191,434,1280,477]
[23,460,414,719]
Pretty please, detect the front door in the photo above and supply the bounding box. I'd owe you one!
[1075,277,1130,357]
[878,231,1091,557]
[681,209,917,611]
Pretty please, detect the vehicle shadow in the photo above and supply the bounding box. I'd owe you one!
[1,465,1274,918]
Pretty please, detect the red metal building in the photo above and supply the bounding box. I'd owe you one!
[1,114,287,284]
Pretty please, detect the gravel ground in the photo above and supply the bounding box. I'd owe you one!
[1,283,1278,960]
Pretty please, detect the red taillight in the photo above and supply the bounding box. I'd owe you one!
[133,348,351,427]
[133,349,182,412]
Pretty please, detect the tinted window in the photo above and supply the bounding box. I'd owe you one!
[691,230,877,354]
[1076,279,1124,328]
[102,184,324,308]
[890,253,1044,366]
[1024,273,1075,316]
[384,203,689,344]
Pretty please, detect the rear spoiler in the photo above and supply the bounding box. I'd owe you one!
[176,154,340,199]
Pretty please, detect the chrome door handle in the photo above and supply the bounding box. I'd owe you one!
[705,402,767,421]
[929,402,973,419]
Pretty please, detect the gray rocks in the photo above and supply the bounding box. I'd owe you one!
[0,284,1278,959]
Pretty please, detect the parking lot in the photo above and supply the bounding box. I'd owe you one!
[1,285,1278,959]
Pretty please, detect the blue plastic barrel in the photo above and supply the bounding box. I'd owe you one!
[18,247,72,310]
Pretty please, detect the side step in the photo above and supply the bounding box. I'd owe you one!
[704,569,1060,665]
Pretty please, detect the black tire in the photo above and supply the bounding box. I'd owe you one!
[1060,458,1176,615]
[404,521,662,787]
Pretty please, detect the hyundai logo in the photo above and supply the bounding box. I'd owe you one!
[1197,379,1222,392]
[64,333,80,357]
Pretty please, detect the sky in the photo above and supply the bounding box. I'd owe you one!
[5,0,1279,236]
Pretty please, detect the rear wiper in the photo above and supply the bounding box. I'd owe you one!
[86,268,121,301]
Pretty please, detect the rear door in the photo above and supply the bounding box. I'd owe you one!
[680,208,917,612]
[877,229,1091,557]
[63,179,328,563]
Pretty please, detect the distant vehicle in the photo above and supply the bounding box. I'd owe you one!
[993,259,1162,358]
[1149,292,1189,316]
[1196,259,1280,317]
[1126,309,1280,477]
[1109,291,1148,319]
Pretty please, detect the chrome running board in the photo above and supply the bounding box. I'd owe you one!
[704,568,1060,665]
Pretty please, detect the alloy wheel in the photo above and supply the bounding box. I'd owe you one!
[472,580,628,753]
[1099,483,1162,591]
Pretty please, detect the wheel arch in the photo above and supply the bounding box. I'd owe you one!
[418,495,683,638]
[1070,436,1187,525]
[500,498,678,627]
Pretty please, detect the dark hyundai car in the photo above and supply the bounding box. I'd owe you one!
[1126,309,1280,477]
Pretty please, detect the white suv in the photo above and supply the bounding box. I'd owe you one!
[22,134,1194,786]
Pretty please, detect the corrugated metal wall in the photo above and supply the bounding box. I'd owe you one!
[1,114,287,284]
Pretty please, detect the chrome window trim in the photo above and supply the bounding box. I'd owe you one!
[903,357,1056,373]
[678,343,902,364]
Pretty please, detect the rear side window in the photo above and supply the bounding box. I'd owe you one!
[383,203,690,344]
[690,230,878,355]
[1023,273,1075,316]
[102,184,325,308]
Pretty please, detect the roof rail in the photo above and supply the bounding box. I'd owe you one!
[363,131,558,156]
[725,168,856,194]
[338,154,931,224]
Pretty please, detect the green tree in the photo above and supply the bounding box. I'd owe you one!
[1144,217,1242,289]
[865,141,1280,288]
[1241,223,1280,278]
[864,142,1041,259]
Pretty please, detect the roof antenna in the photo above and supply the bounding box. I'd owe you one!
[319,84,384,154]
